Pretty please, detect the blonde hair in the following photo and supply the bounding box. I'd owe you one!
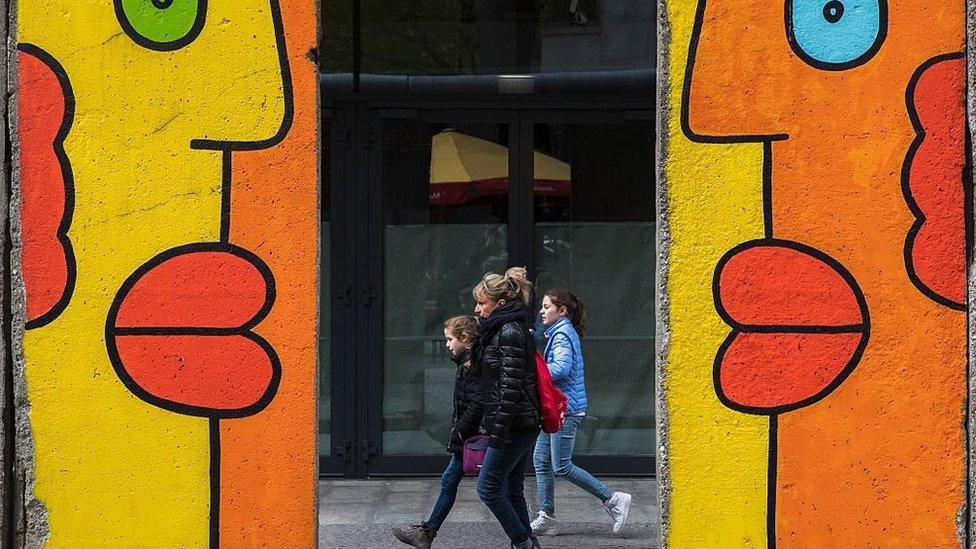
[472,266,532,305]
[444,315,479,344]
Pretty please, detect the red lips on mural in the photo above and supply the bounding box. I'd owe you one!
[19,44,75,329]
[106,243,280,418]
[903,53,968,311]
[713,240,869,415]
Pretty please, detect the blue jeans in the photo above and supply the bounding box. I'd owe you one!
[426,453,464,530]
[477,427,540,544]
[533,415,612,514]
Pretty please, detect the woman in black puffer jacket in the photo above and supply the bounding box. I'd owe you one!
[471,267,542,549]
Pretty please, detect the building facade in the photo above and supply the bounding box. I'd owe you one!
[319,0,657,477]
[5,0,976,548]
[660,0,973,547]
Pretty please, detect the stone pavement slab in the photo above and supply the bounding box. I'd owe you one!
[319,478,658,548]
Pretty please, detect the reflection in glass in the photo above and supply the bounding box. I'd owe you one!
[534,122,655,456]
[321,0,654,76]
[383,122,509,455]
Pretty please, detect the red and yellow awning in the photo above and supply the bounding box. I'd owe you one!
[429,130,571,205]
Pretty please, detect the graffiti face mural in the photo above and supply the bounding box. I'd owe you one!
[18,0,318,546]
[663,0,967,546]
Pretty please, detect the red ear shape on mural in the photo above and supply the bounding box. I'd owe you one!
[18,44,76,329]
[106,243,281,418]
[713,240,869,415]
[903,53,968,311]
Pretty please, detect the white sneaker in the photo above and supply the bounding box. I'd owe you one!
[530,510,558,536]
[604,492,632,534]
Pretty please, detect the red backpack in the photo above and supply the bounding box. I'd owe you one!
[534,350,568,434]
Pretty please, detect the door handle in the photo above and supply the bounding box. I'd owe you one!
[361,283,377,307]
[335,285,353,307]
[362,124,376,149]
[361,439,376,463]
[339,124,352,149]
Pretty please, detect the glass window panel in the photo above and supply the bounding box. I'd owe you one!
[382,121,509,455]
[534,121,655,456]
[321,0,654,76]
[537,1,654,73]
[321,0,353,73]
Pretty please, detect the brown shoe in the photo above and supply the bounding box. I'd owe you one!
[392,523,435,549]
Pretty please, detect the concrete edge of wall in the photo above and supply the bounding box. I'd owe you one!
[0,0,8,546]
[654,1,673,548]
[6,0,49,545]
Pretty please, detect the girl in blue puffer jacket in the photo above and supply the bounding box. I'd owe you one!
[530,289,632,537]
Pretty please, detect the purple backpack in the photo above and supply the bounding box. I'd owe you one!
[462,434,489,475]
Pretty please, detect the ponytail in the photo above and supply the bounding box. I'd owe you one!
[503,267,532,304]
[473,266,533,305]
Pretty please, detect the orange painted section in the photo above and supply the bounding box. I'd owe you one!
[115,334,276,410]
[715,243,868,412]
[220,0,318,546]
[114,250,270,328]
[905,57,967,307]
[719,332,863,410]
[112,249,277,413]
[772,131,966,545]
[686,0,966,546]
[718,245,864,326]
[18,48,73,327]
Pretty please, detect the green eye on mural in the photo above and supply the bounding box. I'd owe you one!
[114,0,207,51]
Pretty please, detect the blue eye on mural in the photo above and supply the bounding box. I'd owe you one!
[786,0,887,70]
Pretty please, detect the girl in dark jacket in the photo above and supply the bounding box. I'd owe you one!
[393,315,483,549]
[471,267,543,549]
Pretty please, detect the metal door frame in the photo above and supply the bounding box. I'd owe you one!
[323,99,655,478]
[362,108,520,475]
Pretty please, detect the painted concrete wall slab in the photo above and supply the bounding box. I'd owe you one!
[13,0,318,546]
[660,0,968,546]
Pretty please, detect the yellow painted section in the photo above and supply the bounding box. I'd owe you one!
[19,1,287,546]
[662,0,770,546]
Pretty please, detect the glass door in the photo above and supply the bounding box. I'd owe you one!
[323,106,655,477]
[363,110,520,474]
[526,110,656,473]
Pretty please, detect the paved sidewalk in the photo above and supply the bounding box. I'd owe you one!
[319,477,658,548]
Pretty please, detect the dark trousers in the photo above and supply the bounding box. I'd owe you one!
[426,452,464,530]
[476,427,541,544]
